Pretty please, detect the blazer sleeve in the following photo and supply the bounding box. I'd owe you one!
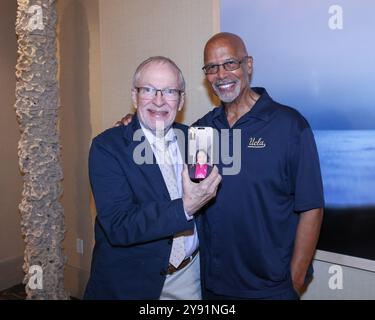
[89,137,194,247]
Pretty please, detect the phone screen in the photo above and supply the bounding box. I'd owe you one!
[188,127,214,182]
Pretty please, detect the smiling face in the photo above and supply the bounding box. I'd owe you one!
[204,33,252,104]
[132,61,184,132]
[196,150,208,165]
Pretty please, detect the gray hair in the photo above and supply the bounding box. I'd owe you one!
[132,56,186,91]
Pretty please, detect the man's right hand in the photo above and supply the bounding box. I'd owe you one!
[114,113,134,127]
[182,165,222,215]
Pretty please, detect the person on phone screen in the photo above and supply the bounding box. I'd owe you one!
[189,149,213,181]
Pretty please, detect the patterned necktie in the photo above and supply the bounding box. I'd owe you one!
[154,137,186,268]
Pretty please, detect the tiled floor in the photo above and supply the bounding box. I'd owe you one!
[0,284,26,300]
[0,284,78,300]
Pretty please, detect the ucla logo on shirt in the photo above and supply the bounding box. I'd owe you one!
[248,137,266,149]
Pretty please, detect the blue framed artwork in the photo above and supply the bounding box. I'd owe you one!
[221,0,375,262]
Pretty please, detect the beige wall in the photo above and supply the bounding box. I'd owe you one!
[99,0,220,133]
[58,0,219,298]
[0,0,219,297]
[57,0,101,298]
[0,0,25,291]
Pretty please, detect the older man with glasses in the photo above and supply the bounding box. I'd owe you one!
[84,56,221,300]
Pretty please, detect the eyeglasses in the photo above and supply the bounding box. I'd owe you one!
[202,56,248,75]
[135,86,183,101]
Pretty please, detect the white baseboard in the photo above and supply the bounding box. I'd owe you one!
[0,256,24,291]
[315,250,375,273]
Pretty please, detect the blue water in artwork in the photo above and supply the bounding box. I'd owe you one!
[314,130,375,208]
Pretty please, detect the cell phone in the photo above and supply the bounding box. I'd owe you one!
[188,126,214,182]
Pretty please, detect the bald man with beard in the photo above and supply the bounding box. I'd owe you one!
[119,33,324,300]
[194,32,324,300]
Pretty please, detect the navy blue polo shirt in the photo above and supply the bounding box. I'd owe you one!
[194,87,324,299]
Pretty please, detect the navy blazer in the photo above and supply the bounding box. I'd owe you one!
[84,116,195,299]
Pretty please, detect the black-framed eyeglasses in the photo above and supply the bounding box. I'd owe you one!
[135,86,183,101]
[202,56,248,75]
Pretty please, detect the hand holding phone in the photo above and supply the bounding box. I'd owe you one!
[182,165,222,215]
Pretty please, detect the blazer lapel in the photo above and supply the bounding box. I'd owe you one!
[122,115,171,200]
[173,123,188,164]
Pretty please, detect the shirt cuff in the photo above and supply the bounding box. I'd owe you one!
[184,209,194,221]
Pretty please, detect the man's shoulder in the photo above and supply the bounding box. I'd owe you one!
[173,122,189,131]
[193,107,221,126]
[92,125,126,147]
[273,102,311,131]
[254,87,310,130]
[275,103,305,120]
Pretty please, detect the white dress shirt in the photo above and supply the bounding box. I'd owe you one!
[140,123,199,258]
